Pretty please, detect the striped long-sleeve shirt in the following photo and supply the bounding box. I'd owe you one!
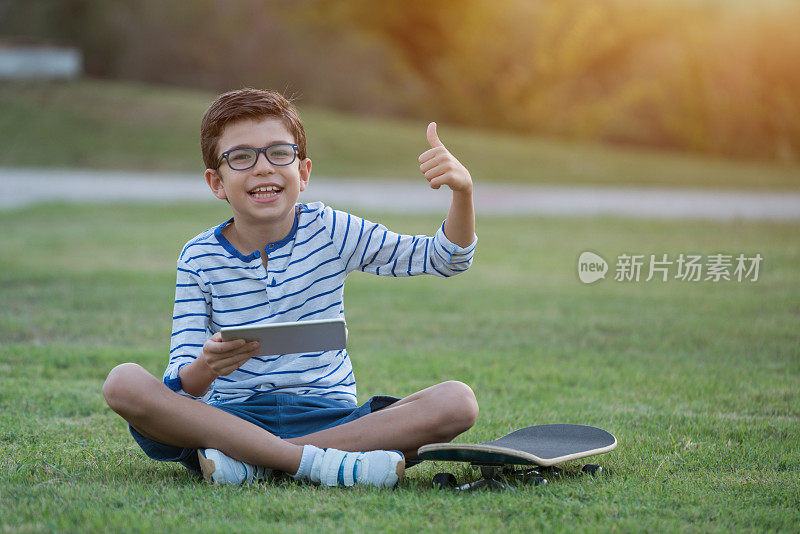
[164,201,477,405]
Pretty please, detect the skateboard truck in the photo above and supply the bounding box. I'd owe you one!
[433,464,521,491]
[432,463,602,492]
[437,465,512,491]
[470,464,547,491]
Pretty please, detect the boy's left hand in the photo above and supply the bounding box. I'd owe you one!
[418,122,473,194]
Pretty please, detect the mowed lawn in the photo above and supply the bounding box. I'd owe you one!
[1,201,798,532]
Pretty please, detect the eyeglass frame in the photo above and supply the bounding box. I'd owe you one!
[216,143,300,171]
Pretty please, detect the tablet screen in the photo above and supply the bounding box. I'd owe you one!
[219,318,347,357]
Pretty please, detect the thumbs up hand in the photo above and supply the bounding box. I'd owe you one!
[418,122,473,193]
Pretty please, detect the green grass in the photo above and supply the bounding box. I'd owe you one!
[1,202,798,532]
[2,78,800,189]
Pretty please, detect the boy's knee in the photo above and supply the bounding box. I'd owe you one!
[435,380,479,432]
[102,363,153,418]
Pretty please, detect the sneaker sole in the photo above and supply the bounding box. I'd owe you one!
[197,450,217,483]
[393,454,405,487]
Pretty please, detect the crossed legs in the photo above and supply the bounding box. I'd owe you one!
[286,380,479,457]
[102,363,479,474]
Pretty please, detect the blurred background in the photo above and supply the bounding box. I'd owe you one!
[0,0,799,187]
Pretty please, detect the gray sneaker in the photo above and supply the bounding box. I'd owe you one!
[310,448,405,488]
[198,448,271,485]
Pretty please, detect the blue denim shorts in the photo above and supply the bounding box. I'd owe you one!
[129,393,399,473]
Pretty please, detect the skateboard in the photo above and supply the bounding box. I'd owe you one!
[417,424,617,491]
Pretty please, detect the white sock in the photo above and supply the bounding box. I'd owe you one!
[291,445,323,481]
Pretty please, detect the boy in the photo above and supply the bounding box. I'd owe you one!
[102,88,478,489]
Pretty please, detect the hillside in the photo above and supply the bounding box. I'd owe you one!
[1,79,798,190]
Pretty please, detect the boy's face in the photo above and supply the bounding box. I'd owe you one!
[205,117,311,229]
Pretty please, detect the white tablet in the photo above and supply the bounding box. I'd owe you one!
[220,318,347,357]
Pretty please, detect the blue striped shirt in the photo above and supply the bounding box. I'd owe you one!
[164,201,477,405]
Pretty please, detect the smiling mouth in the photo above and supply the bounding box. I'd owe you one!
[248,185,283,200]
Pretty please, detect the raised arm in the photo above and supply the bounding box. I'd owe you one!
[418,122,475,248]
[322,205,475,278]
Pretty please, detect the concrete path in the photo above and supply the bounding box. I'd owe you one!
[2,167,799,220]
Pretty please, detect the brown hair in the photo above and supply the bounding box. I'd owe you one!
[200,88,307,170]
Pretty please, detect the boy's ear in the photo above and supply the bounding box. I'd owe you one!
[298,158,312,192]
[205,169,228,200]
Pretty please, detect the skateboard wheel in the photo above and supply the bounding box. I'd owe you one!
[526,476,547,487]
[582,464,602,476]
[432,472,457,489]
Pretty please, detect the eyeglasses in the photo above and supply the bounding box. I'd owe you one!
[217,143,299,171]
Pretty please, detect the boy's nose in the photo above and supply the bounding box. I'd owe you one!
[252,150,275,172]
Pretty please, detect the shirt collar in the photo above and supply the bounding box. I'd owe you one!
[213,205,300,261]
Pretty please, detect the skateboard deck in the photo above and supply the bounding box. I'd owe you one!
[418,424,617,467]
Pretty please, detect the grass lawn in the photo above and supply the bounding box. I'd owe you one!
[1,78,800,190]
[0,201,798,532]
